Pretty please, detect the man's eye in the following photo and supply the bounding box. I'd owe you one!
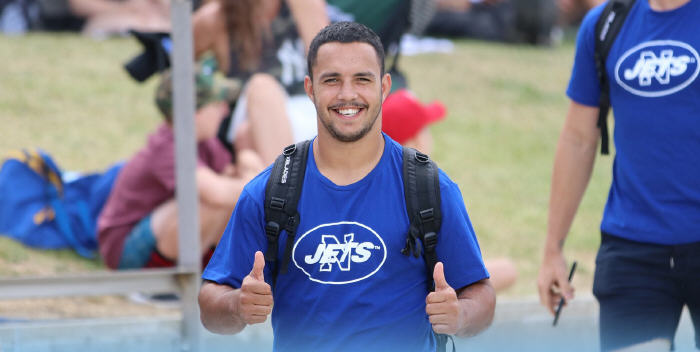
[324,78,338,83]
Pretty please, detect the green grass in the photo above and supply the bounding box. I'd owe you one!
[403,40,611,296]
[0,34,612,297]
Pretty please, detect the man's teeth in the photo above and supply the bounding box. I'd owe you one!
[338,108,360,116]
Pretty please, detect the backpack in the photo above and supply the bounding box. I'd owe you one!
[0,149,122,258]
[263,141,454,352]
[594,0,636,155]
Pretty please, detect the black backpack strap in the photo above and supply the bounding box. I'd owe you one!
[400,147,451,351]
[263,140,311,288]
[400,146,442,291]
[594,0,635,155]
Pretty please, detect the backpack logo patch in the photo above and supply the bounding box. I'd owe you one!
[292,221,386,285]
[615,40,699,97]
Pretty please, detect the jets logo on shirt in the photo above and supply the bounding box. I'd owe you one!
[292,221,387,285]
[615,40,699,97]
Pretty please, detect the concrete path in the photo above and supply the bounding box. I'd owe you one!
[0,296,696,352]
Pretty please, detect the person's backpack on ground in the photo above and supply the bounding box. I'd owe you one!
[0,149,122,258]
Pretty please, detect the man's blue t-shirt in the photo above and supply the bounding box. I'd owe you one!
[567,0,700,245]
[203,134,489,352]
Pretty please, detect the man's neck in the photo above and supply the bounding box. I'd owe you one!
[648,0,690,11]
[313,130,385,186]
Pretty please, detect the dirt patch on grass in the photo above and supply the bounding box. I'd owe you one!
[0,295,180,321]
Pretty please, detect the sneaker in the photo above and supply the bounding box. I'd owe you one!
[128,292,180,309]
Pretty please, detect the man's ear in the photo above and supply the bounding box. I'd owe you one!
[304,75,314,100]
[381,73,392,102]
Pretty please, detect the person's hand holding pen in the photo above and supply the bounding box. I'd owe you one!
[552,261,576,326]
[537,251,576,317]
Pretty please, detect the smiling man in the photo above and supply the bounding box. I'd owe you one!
[198,22,495,352]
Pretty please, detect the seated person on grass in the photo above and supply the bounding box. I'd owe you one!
[97,65,263,270]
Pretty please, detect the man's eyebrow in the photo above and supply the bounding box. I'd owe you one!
[354,72,376,79]
[319,72,340,80]
[318,71,377,80]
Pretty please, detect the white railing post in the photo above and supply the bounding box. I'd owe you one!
[170,0,202,351]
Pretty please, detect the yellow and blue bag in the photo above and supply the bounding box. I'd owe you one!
[0,149,122,258]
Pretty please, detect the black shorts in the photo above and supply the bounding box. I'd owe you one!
[593,233,700,351]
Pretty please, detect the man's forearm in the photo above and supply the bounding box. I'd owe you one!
[198,281,246,334]
[455,279,496,337]
[545,103,599,255]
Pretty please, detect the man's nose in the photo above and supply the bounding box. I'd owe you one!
[336,81,358,100]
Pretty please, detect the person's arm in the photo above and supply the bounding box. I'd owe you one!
[196,166,247,208]
[192,1,230,72]
[426,263,496,337]
[536,100,599,314]
[454,279,495,336]
[199,251,273,334]
[199,280,246,334]
[285,0,329,53]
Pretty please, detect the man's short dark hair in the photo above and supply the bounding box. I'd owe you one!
[307,22,385,79]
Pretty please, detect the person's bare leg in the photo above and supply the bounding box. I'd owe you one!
[150,199,179,260]
[233,120,254,152]
[245,73,294,165]
[484,258,518,292]
[199,200,235,250]
[150,196,236,261]
[235,149,265,179]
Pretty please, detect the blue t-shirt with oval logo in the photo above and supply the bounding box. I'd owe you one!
[567,0,700,245]
[203,134,489,352]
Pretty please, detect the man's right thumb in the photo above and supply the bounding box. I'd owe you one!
[251,251,265,280]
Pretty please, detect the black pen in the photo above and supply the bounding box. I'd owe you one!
[552,261,577,326]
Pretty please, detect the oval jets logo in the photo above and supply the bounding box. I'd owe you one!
[292,221,387,285]
[615,40,699,97]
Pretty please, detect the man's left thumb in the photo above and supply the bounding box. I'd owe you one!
[433,262,449,290]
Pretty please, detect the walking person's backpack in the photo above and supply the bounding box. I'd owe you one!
[593,0,636,155]
[263,140,455,352]
[0,149,122,258]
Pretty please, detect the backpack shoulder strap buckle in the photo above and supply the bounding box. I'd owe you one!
[414,151,429,163]
[419,208,435,223]
[423,231,437,250]
[269,197,286,211]
[283,143,297,156]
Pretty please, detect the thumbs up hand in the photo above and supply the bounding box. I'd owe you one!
[426,262,462,335]
[238,251,274,325]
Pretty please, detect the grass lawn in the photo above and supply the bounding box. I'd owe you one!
[0,33,612,298]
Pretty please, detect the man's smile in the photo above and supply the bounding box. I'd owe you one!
[330,103,368,119]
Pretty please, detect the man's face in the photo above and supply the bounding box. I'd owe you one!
[305,42,391,143]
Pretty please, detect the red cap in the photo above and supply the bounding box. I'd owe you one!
[381,89,446,144]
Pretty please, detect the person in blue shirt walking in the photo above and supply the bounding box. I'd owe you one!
[537,0,700,351]
[198,21,495,351]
